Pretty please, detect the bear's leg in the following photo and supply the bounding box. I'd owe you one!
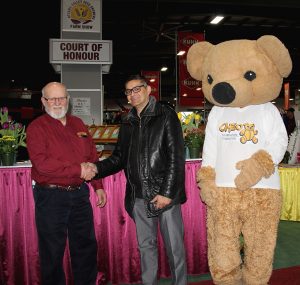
[241,189,282,285]
[207,188,243,285]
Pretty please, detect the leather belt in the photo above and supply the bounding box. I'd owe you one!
[36,183,81,192]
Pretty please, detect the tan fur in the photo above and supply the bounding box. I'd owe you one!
[197,166,218,207]
[206,188,282,285]
[235,150,275,190]
[257,35,292,77]
[188,35,290,285]
[186,36,292,108]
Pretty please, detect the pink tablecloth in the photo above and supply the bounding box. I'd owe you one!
[0,161,208,285]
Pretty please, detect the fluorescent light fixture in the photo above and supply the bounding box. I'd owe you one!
[161,67,168,72]
[210,16,224,24]
[289,98,294,101]
[177,50,186,56]
[150,79,155,82]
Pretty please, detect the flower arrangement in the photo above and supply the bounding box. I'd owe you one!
[177,112,205,148]
[0,107,26,154]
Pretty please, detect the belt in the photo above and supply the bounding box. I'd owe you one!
[36,183,82,192]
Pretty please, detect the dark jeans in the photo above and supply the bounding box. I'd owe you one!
[33,183,97,285]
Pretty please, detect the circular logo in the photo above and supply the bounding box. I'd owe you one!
[68,1,95,25]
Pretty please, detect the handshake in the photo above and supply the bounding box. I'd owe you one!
[80,162,98,181]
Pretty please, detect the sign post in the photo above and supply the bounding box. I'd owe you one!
[51,0,111,125]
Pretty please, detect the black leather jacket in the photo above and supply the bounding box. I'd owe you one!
[96,96,186,217]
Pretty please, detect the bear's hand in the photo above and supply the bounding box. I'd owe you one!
[197,166,218,207]
[234,150,275,190]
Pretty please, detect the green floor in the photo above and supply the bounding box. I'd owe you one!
[158,220,300,283]
[273,220,300,269]
[116,220,300,284]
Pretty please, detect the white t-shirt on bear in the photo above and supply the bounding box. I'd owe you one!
[202,102,288,190]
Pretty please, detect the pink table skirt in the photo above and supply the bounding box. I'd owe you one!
[0,161,208,285]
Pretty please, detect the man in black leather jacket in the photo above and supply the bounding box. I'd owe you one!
[95,74,187,284]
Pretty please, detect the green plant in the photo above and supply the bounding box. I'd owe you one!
[184,128,205,148]
[0,107,26,154]
[177,112,205,148]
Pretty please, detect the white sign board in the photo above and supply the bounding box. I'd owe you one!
[71,97,91,116]
[50,39,112,64]
[62,0,101,33]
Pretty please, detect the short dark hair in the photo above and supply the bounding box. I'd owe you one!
[124,74,147,87]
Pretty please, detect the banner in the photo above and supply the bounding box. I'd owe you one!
[141,70,160,101]
[178,31,205,107]
[284,82,290,110]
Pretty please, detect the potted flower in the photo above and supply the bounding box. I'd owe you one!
[184,128,205,148]
[178,112,205,158]
[0,107,26,165]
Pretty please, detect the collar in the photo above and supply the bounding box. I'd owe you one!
[44,113,69,126]
[127,96,159,121]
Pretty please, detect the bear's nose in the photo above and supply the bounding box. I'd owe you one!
[212,82,236,104]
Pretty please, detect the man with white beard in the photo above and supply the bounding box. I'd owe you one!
[26,82,106,285]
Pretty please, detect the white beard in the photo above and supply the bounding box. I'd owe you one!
[45,106,68,119]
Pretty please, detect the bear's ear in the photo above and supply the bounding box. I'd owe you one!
[187,41,213,81]
[257,35,292,78]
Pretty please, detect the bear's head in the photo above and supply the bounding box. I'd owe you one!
[187,35,292,107]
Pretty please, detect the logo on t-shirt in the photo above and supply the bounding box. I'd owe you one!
[219,122,258,144]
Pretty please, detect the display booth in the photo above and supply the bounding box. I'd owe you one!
[0,160,208,285]
[88,125,120,159]
[1,161,299,284]
[279,165,300,221]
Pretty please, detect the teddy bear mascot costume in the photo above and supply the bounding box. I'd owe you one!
[186,35,292,285]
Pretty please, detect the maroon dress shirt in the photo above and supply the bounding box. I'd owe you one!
[26,113,103,190]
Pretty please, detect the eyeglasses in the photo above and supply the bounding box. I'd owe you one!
[43,96,68,103]
[124,84,147,96]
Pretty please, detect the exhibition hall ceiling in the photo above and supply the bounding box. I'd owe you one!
[102,0,300,103]
[2,0,300,108]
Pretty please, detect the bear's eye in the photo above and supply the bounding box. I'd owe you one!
[207,74,213,84]
[244,71,256,81]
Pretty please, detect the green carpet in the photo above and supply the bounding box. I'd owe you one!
[273,220,300,269]
[188,266,300,285]
[157,220,300,284]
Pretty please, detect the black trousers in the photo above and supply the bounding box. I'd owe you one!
[33,183,97,285]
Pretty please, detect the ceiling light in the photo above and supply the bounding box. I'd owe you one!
[161,67,168,72]
[177,50,186,56]
[196,87,202,91]
[182,93,187,97]
[289,98,294,101]
[150,79,155,82]
[210,16,224,25]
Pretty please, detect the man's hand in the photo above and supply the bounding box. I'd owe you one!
[151,195,172,210]
[95,189,107,207]
[80,162,97,181]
